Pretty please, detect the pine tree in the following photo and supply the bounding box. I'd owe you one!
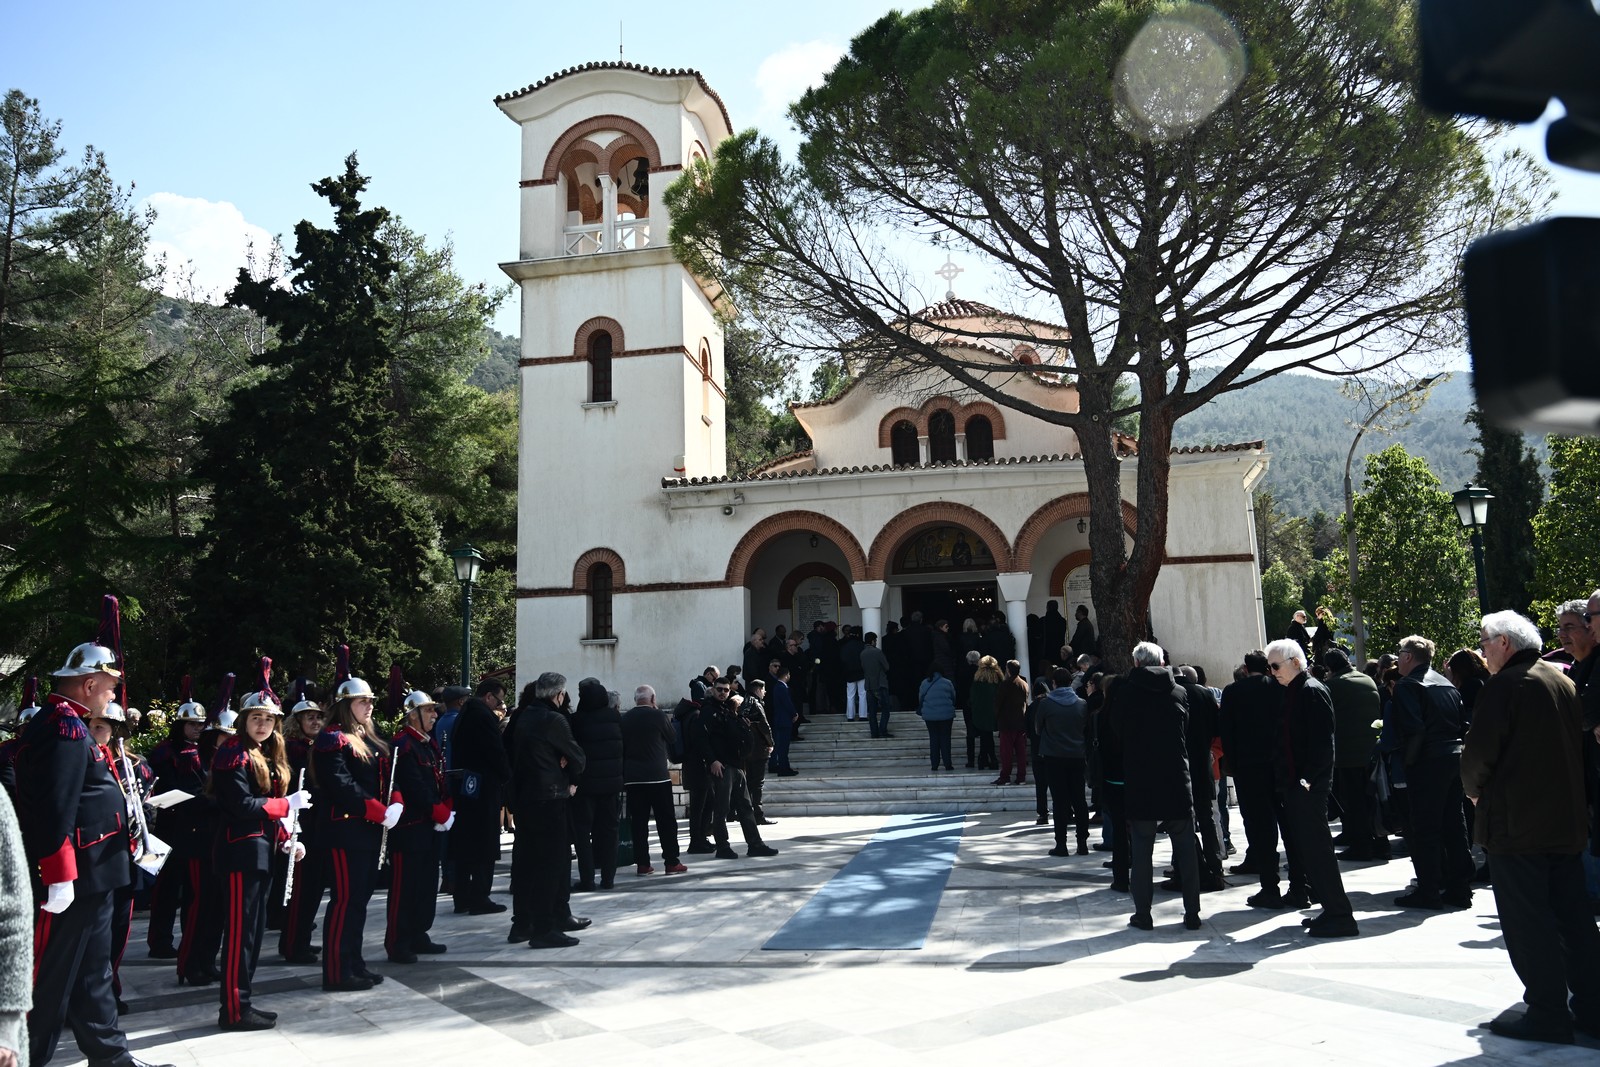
[1465,406,1541,615]
[187,156,434,684]
[1530,435,1600,628]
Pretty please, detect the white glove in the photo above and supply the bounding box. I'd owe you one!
[435,812,456,832]
[382,802,404,829]
[287,789,314,811]
[280,817,295,836]
[279,839,307,862]
[42,881,74,914]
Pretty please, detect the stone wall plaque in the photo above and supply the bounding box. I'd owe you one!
[1064,565,1095,628]
[793,576,839,634]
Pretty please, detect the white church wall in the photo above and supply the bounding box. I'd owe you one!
[1150,559,1265,685]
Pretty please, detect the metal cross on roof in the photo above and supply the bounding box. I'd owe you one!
[935,256,963,300]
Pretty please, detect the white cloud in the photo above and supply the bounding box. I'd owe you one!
[140,192,277,303]
[754,40,845,135]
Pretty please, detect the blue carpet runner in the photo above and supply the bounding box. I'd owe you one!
[763,812,965,951]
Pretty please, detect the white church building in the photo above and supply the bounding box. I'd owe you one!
[495,63,1268,696]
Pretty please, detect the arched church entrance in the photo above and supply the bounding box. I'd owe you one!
[867,503,1012,629]
[724,511,867,637]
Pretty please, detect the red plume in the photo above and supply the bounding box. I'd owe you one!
[213,673,236,722]
[21,676,37,708]
[386,663,406,717]
[255,656,277,702]
[97,594,125,706]
[179,674,192,702]
[335,644,352,685]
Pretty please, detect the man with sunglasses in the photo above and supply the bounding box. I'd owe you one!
[694,682,778,860]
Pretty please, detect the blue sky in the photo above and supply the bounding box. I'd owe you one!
[7,1,1597,340]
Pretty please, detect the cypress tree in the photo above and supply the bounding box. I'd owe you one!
[187,156,433,683]
[1466,405,1541,615]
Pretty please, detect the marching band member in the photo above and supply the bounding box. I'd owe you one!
[385,690,453,963]
[15,641,171,1067]
[312,651,400,991]
[144,678,208,961]
[277,679,326,964]
[211,689,312,1030]
[0,677,39,802]
[175,673,235,986]
[88,701,154,1014]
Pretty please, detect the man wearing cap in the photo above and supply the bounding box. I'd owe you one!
[15,642,172,1067]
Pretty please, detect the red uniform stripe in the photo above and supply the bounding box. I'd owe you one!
[33,909,52,984]
[176,857,202,974]
[326,849,348,983]
[225,870,242,1021]
[386,852,403,955]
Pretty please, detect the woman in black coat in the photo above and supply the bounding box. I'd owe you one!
[448,687,512,914]
[570,679,623,891]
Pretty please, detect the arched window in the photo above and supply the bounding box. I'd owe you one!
[699,341,713,423]
[890,420,919,466]
[588,330,613,403]
[587,562,614,639]
[928,409,957,463]
[966,415,994,461]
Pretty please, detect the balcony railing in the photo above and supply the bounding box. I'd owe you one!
[562,217,651,256]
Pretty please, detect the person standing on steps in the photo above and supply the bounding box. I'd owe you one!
[860,632,893,739]
[1036,668,1089,856]
[918,666,958,772]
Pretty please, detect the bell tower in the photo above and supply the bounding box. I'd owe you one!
[497,64,733,678]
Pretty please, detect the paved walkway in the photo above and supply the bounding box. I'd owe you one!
[88,813,1598,1067]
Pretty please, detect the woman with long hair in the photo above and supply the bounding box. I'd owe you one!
[145,680,209,966]
[312,666,400,992]
[212,690,312,1029]
[278,685,326,964]
[968,655,1003,772]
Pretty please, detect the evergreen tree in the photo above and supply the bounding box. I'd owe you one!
[1529,435,1600,628]
[187,156,435,684]
[1466,405,1541,615]
[1335,444,1476,654]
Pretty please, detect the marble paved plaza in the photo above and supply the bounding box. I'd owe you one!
[92,812,1599,1067]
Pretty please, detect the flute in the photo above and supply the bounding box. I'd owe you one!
[282,768,305,906]
[377,750,398,870]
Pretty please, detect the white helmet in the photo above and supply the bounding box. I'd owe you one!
[173,699,207,723]
[51,643,122,679]
[239,690,283,717]
[290,697,323,717]
[333,676,374,702]
[17,703,40,725]
[402,690,437,715]
[98,701,127,723]
[216,706,238,734]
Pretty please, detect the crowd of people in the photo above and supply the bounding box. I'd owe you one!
[5,589,1600,1062]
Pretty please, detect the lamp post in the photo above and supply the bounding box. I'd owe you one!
[450,544,485,688]
[1343,375,1441,665]
[1452,484,1493,613]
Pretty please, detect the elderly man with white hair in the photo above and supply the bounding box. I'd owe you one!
[622,685,687,877]
[1265,638,1358,938]
[1462,611,1600,1044]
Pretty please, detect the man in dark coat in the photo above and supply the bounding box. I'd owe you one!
[1115,643,1201,930]
[1463,611,1600,1044]
[448,679,511,915]
[568,679,623,891]
[1042,601,1068,667]
[1220,650,1299,903]
[884,621,920,716]
[1392,635,1472,910]
[693,682,777,859]
[1175,666,1226,891]
[740,631,769,693]
[621,686,684,876]
[508,672,586,949]
[1325,650,1385,860]
[838,626,867,723]
[1267,639,1358,937]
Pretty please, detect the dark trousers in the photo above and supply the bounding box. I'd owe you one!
[1490,850,1600,1026]
[744,759,768,819]
[109,883,134,998]
[685,779,714,847]
[571,791,620,889]
[1406,752,1472,897]
[30,886,130,1067]
[175,854,220,980]
[512,796,570,934]
[219,869,269,1023]
[1103,781,1130,886]
[1333,765,1385,855]
[454,860,496,912]
[1280,785,1352,918]
[769,726,793,772]
[868,685,893,738]
[385,836,440,955]
[1031,744,1048,818]
[711,768,763,847]
[146,851,184,952]
[1234,762,1280,878]
[279,843,327,957]
[1193,785,1225,881]
[998,730,1028,782]
[322,847,377,984]
[266,847,288,931]
[926,719,954,770]
[1130,817,1201,919]
[626,782,681,865]
[1040,756,1089,847]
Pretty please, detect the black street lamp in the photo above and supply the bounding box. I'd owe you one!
[450,544,485,687]
[1452,484,1493,613]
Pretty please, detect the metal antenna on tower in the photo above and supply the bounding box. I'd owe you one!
[619,21,624,59]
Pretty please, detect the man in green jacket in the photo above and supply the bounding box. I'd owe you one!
[1326,650,1384,861]
[1462,611,1600,1045]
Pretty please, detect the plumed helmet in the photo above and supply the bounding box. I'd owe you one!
[16,704,39,725]
[334,676,374,702]
[290,697,323,717]
[239,690,283,717]
[216,707,238,734]
[174,699,207,722]
[99,701,127,723]
[51,642,122,679]
[402,690,437,715]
